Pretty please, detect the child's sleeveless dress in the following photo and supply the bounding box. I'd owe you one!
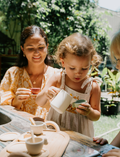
[47,71,98,138]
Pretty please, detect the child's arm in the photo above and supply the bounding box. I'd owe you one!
[76,81,101,121]
[110,131,120,147]
[87,81,101,121]
[36,72,61,106]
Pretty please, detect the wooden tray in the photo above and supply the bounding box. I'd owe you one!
[0,130,70,157]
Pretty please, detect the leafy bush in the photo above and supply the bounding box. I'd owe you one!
[0,0,111,56]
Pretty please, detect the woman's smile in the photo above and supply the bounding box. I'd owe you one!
[32,56,41,62]
[33,56,41,59]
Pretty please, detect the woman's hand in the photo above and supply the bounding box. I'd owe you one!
[93,137,108,145]
[15,88,31,102]
[12,88,31,109]
[76,102,91,116]
[102,149,120,157]
[46,86,60,100]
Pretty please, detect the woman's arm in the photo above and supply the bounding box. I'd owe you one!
[1,67,31,109]
[0,67,18,106]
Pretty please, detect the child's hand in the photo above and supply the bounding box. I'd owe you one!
[46,86,60,100]
[76,102,91,116]
[93,137,108,145]
[102,149,120,157]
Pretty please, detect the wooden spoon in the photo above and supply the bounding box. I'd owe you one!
[29,117,36,125]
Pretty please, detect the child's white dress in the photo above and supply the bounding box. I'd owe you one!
[47,71,97,138]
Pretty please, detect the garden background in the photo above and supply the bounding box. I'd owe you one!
[0,0,111,56]
[0,0,120,144]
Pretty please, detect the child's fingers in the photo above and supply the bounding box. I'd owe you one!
[100,139,108,145]
[76,104,91,116]
[97,138,108,145]
[48,89,57,97]
[76,107,87,115]
[47,86,61,99]
[93,137,108,145]
[46,87,58,100]
[93,137,99,142]
[77,104,89,110]
[46,93,53,100]
[102,149,120,157]
[80,102,90,108]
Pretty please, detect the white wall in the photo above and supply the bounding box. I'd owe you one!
[97,7,120,40]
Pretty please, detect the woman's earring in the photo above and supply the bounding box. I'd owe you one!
[62,68,66,73]
[23,54,25,57]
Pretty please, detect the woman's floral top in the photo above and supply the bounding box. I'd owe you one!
[0,66,60,118]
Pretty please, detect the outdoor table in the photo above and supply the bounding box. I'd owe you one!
[0,105,118,157]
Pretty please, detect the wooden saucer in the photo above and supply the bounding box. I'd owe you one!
[7,142,27,153]
[7,142,49,157]
[0,132,20,141]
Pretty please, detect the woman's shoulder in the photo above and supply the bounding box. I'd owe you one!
[5,66,24,75]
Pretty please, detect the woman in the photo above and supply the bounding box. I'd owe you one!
[0,25,60,118]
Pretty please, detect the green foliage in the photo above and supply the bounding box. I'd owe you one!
[0,0,111,56]
[0,0,38,33]
[106,69,120,96]
[34,0,111,55]
[101,67,120,98]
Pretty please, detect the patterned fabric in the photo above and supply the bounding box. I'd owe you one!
[0,66,60,118]
[47,70,100,137]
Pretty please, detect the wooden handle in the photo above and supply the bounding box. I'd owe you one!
[45,121,60,132]
[29,117,36,125]
[33,117,44,122]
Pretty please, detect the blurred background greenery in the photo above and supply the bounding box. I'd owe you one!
[94,113,120,144]
[0,0,111,57]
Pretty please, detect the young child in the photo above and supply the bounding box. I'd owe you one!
[94,31,120,157]
[36,33,102,138]
[93,133,120,157]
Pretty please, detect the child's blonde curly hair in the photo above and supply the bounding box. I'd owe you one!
[54,33,102,67]
[110,31,120,63]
